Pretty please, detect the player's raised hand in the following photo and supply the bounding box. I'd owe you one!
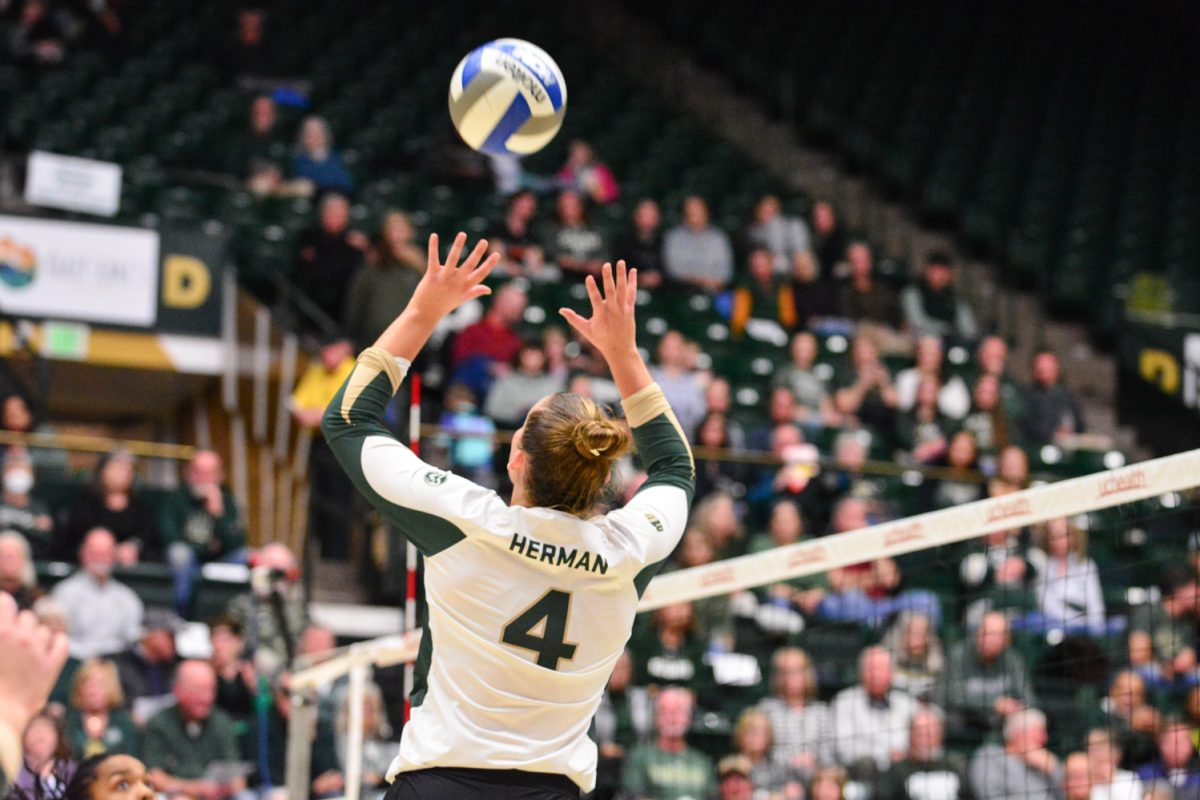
[559,260,638,360]
[410,232,500,320]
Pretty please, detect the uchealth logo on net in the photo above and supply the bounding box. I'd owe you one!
[883,521,926,547]
[786,544,829,569]
[985,496,1032,524]
[0,236,36,289]
[700,565,736,587]
[1098,469,1148,499]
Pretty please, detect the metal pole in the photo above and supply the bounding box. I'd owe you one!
[285,689,316,800]
[345,663,368,800]
[253,307,271,443]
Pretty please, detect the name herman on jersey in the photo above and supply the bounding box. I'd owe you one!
[509,533,609,575]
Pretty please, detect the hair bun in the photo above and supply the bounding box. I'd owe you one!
[572,419,624,460]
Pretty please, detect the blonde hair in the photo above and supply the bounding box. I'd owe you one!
[71,658,125,711]
[1037,518,1088,559]
[521,393,630,516]
[732,708,773,754]
[771,646,818,700]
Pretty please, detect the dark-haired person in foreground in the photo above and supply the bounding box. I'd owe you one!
[323,234,693,798]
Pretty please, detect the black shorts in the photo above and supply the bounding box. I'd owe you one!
[383,766,581,799]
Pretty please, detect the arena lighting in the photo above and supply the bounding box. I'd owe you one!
[707,323,728,341]
[947,345,969,364]
[689,294,711,311]
[1040,444,1063,464]
[694,352,712,369]
[901,469,924,487]
[751,358,773,376]
[735,387,760,406]
[814,363,835,381]
[645,316,667,335]
[523,305,546,324]
[826,334,848,353]
[1102,450,1126,469]
[1161,491,1182,508]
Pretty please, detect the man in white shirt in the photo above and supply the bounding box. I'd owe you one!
[51,527,143,659]
[1087,730,1143,800]
[832,646,918,778]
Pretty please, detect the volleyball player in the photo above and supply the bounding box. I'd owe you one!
[322,233,694,799]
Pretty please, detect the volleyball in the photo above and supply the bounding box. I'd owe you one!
[448,38,567,157]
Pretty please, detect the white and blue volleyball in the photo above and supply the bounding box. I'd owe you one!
[448,38,566,157]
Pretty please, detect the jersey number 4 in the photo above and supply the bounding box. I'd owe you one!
[501,589,578,670]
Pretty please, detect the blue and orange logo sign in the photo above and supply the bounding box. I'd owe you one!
[0,236,36,289]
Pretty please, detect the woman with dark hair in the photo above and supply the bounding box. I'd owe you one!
[11,753,156,800]
[60,451,156,564]
[693,411,747,500]
[323,236,692,798]
[342,211,425,351]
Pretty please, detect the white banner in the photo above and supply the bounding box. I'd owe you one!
[25,151,123,217]
[0,215,159,326]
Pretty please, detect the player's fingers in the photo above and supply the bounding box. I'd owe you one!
[558,308,590,336]
[46,631,69,669]
[445,232,468,269]
[627,268,638,310]
[465,285,493,301]
[615,260,627,299]
[0,591,15,626]
[427,233,440,269]
[461,238,490,272]
[584,274,603,312]
[601,262,616,302]
[468,251,500,282]
[34,619,51,652]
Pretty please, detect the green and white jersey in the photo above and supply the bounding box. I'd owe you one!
[322,348,694,793]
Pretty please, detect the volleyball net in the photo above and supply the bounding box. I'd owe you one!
[289,447,1200,800]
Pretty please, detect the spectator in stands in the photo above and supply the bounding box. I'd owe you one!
[52,528,142,661]
[834,333,899,435]
[160,449,246,612]
[436,383,497,486]
[749,387,802,453]
[881,611,944,702]
[791,250,839,329]
[749,504,828,619]
[616,199,665,289]
[900,252,978,342]
[65,659,138,759]
[895,335,971,420]
[716,755,755,800]
[143,660,246,800]
[6,0,66,65]
[1031,517,1105,634]
[774,332,836,428]
[594,650,652,798]
[1137,720,1200,798]
[1127,630,1170,694]
[61,449,155,565]
[663,196,734,292]
[450,282,527,400]
[692,491,745,559]
[1130,568,1199,685]
[969,709,1059,800]
[336,680,393,800]
[557,139,619,204]
[692,412,749,501]
[649,330,707,439]
[291,337,356,560]
[297,625,345,724]
[758,647,833,775]
[542,189,607,274]
[995,446,1029,490]
[925,431,986,510]
[797,432,886,531]
[703,378,747,449]
[895,377,954,465]
[1063,751,1095,800]
[208,614,254,723]
[342,211,425,349]
[668,530,734,648]
[227,94,287,180]
[293,115,355,197]
[1024,350,1086,446]
[296,192,369,328]
[1099,671,1164,770]
[732,708,804,797]
[0,530,40,610]
[731,248,797,340]
[961,375,1014,458]
[484,342,566,427]
[810,201,846,274]
[112,607,180,726]
[832,647,917,779]
[937,612,1035,739]
[630,601,706,690]
[876,706,972,800]
[223,7,274,78]
[973,337,1023,416]
[248,671,344,797]
[621,687,715,800]
[0,450,53,558]
[836,242,901,330]
[1088,728,1144,800]
[14,711,73,796]
[489,191,548,280]
[748,195,812,276]
[226,542,307,674]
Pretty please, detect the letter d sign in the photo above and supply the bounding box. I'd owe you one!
[162,255,211,308]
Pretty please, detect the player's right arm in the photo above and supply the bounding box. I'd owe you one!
[560,262,694,570]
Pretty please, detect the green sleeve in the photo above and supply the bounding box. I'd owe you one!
[140,714,169,771]
[216,711,240,763]
[214,488,245,555]
[630,412,695,504]
[620,746,650,798]
[116,711,140,757]
[320,349,469,557]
